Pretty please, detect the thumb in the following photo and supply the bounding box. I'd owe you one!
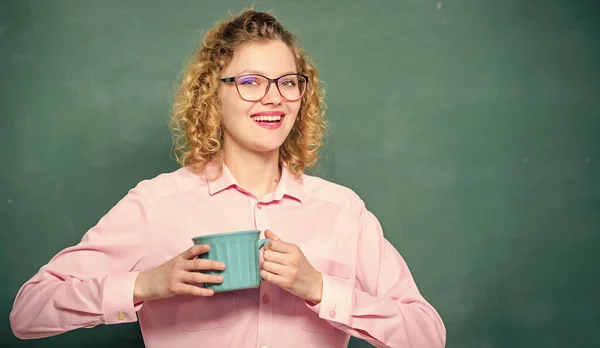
[264,230,281,250]
[264,229,281,241]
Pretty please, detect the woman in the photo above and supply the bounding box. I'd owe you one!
[10,9,446,348]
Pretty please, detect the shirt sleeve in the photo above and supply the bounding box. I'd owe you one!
[9,186,149,339]
[308,204,447,348]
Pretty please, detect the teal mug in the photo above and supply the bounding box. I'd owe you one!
[191,230,271,292]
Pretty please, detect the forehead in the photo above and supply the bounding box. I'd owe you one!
[224,40,297,76]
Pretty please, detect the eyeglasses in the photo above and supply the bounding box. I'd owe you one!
[220,73,308,102]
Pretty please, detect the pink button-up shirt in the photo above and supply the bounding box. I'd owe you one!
[10,163,446,348]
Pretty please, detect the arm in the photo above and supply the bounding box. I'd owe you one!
[9,187,148,339]
[310,206,446,348]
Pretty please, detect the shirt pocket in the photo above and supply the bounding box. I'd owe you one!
[176,291,237,331]
[296,258,352,335]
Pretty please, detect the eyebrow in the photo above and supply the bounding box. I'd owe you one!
[237,70,299,77]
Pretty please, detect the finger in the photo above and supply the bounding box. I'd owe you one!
[263,249,292,265]
[262,260,288,276]
[174,283,215,297]
[183,258,226,272]
[180,244,210,260]
[264,229,281,241]
[181,271,224,285]
[267,240,297,254]
[261,270,286,288]
[264,230,281,248]
[263,230,282,251]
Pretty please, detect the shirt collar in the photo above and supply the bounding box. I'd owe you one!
[274,164,303,203]
[205,161,236,196]
[205,161,303,203]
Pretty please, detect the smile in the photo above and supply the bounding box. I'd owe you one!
[250,114,284,129]
[250,115,282,122]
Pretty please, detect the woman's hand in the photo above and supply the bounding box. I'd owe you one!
[261,230,323,304]
[133,244,225,303]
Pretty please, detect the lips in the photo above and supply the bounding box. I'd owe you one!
[250,111,285,129]
[250,115,282,122]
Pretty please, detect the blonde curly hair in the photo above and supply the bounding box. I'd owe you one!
[169,9,327,177]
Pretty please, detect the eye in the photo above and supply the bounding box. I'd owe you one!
[279,78,298,88]
[238,76,261,86]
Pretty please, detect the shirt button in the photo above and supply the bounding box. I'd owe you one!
[262,294,270,304]
[257,203,263,209]
[329,310,336,319]
[117,312,126,320]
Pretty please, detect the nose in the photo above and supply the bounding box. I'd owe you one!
[260,81,282,105]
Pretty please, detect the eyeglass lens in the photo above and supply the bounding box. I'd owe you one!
[236,74,306,101]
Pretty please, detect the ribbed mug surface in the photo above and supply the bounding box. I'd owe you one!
[192,230,270,292]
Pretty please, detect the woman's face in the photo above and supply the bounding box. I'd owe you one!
[219,40,301,157]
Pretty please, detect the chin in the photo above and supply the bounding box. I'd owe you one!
[251,141,286,154]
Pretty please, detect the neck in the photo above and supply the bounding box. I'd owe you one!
[223,145,281,199]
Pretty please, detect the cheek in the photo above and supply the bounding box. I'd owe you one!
[220,96,253,127]
[288,103,301,122]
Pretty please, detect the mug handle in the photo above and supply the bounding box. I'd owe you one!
[257,238,272,249]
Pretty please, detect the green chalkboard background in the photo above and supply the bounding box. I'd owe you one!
[1,0,599,347]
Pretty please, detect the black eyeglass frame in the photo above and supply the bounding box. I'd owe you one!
[220,73,309,102]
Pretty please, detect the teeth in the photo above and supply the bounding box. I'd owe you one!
[251,115,282,122]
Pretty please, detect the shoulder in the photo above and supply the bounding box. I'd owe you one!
[131,166,206,205]
[299,173,366,213]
